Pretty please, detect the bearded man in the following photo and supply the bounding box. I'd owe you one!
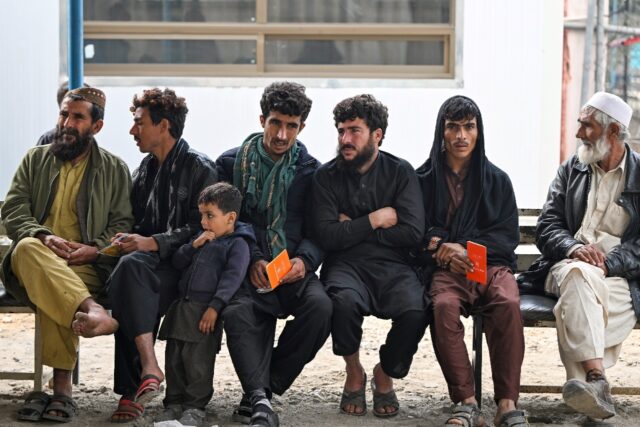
[312,94,429,419]
[1,87,133,422]
[521,91,640,420]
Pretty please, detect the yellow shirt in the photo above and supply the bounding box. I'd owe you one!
[43,154,101,292]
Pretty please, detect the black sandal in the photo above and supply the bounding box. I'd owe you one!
[17,391,51,421]
[371,376,399,418]
[339,372,367,416]
[41,394,78,423]
[249,404,279,427]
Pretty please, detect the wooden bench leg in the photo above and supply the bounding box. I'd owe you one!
[472,314,483,408]
[34,311,44,392]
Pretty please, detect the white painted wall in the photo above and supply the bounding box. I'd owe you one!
[1,0,564,209]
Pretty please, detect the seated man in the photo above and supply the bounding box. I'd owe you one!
[416,95,525,427]
[313,94,429,418]
[217,81,332,427]
[1,87,133,422]
[108,88,218,422]
[522,91,639,420]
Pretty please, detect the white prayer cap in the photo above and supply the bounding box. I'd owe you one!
[585,91,633,128]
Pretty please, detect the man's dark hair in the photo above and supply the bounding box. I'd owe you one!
[65,92,104,122]
[130,88,188,140]
[260,81,312,122]
[198,182,243,215]
[333,94,389,144]
[57,81,90,107]
[440,95,481,123]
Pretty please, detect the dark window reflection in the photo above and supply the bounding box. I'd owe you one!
[265,39,444,66]
[268,0,450,23]
[85,39,256,64]
[84,0,256,23]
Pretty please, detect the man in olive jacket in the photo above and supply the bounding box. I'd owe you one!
[1,87,133,421]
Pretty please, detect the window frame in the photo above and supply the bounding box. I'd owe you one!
[75,0,464,87]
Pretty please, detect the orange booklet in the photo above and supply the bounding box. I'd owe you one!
[263,249,292,292]
[466,241,487,285]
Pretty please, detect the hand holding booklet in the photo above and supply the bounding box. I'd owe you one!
[466,241,487,285]
[256,249,292,294]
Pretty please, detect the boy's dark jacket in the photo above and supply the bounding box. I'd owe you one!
[172,221,255,313]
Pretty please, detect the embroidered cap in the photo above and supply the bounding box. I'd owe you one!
[66,87,106,110]
[585,91,632,128]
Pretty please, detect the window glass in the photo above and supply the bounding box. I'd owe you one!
[265,39,444,66]
[268,0,449,23]
[84,39,256,64]
[84,0,257,23]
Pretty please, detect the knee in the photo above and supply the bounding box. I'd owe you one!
[12,237,42,259]
[303,292,333,321]
[398,309,430,329]
[221,299,251,330]
[330,290,359,317]
[432,293,459,318]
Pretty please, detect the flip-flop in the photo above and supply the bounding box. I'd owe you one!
[370,376,399,418]
[134,374,163,405]
[41,394,78,423]
[110,397,144,424]
[339,372,367,416]
[17,391,51,421]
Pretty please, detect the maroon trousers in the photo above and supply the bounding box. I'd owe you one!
[430,266,524,403]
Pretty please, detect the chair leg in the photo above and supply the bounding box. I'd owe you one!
[472,314,483,408]
[73,352,79,385]
[34,310,43,392]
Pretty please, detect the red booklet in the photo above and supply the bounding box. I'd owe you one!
[466,241,487,285]
[265,249,292,290]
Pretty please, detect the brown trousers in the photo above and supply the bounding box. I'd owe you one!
[430,266,524,403]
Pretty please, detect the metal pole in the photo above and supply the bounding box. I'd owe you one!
[68,0,83,90]
[580,0,596,107]
[595,0,606,91]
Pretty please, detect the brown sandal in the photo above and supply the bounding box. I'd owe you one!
[339,372,367,416]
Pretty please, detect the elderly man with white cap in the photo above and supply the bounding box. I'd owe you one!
[520,91,638,420]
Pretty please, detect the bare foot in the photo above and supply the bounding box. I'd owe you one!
[71,307,118,338]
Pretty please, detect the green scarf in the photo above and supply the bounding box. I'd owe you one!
[233,132,300,257]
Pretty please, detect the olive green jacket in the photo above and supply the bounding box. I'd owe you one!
[0,140,134,305]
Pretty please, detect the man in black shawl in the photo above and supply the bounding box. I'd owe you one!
[108,88,217,422]
[313,94,429,418]
[416,95,525,427]
[216,81,332,427]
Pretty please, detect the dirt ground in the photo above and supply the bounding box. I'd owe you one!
[1,314,640,427]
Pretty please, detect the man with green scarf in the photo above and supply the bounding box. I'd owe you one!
[216,82,332,427]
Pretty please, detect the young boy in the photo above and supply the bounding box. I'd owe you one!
[156,182,255,426]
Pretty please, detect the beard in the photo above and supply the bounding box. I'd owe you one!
[50,125,93,161]
[577,135,609,165]
[336,137,377,172]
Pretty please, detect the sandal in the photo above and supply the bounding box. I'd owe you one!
[154,403,182,422]
[232,394,252,424]
[249,404,279,427]
[178,408,206,427]
[339,372,367,416]
[371,376,399,418]
[110,397,144,423]
[41,394,78,423]
[445,403,485,427]
[496,409,527,427]
[134,374,163,405]
[17,391,51,421]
